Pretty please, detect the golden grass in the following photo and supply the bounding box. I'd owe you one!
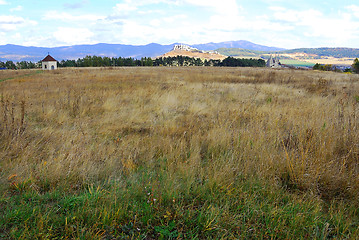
[299,57,355,66]
[1,67,359,202]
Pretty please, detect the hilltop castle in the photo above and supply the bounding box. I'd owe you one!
[173,44,199,52]
[172,44,219,55]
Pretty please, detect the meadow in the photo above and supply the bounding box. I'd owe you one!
[278,59,315,68]
[1,67,359,239]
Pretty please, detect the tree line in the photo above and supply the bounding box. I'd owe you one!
[0,55,266,69]
[59,55,265,67]
[0,60,37,69]
[154,56,265,67]
[313,58,359,73]
[3,56,359,72]
[58,56,154,67]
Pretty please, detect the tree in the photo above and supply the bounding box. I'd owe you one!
[344,68,352,73]
[352,58,359,74]
[5,61,16,69]
[312,63,333,71]
[313,63,321,70]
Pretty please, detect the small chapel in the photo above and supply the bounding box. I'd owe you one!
[41,54,58,70]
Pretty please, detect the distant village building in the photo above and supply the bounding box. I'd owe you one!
[41,54,57,70]
[266,55,281,68]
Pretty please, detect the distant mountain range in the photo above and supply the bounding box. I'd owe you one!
[0,41,358,63]
[192,40,285,52]
[0,40,284,62]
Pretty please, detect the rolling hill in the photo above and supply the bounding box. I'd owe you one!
[158,49,226,60]
[192,40,285,52]
[0,43,174,62]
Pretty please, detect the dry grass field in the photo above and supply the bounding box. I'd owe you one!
[299,57,355,66]
[1,67,359,239]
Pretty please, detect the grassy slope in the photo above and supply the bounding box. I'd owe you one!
[1,67,359,239]
[216,48,268,58]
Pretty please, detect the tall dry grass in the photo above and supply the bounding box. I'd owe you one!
[1,67,359,203]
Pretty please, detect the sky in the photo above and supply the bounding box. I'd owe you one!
[0,0,359,49]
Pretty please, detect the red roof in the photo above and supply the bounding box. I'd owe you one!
[42,55,57,62]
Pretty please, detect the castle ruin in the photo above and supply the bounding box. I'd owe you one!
[266,55,281,68]
[173,44,198,52]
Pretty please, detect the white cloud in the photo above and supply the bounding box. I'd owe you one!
[0,0,7,5]
[182,0,246,34]
[113,0,180,15]
[184,0,240,15]
[10,6,23,12]
[0,15,37,31]
[163,14,187,23]
[111,16,199,45]
[53,27,95,45]
[103,0,293,46]
[64,0,89,9]
[0,32,6,45]
[270,7,322,23]
[208,14,243,31]
[22,35,54,47]
[108,0,245,45]
[149,19,161,27]
[346,5,359,18]
[43,11,105,22]
[267,6,359,47]
[114,3,137,14]
[2,1,358,49]
[0,15,25,24]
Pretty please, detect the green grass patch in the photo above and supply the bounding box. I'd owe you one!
[280,59,315,67]
[0,70,43,83]
[216,48,268,57]
[1,165,358,239]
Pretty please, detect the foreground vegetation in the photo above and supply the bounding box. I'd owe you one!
[1,67,359,239]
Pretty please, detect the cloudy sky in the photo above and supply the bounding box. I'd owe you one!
[0,0,359,49]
